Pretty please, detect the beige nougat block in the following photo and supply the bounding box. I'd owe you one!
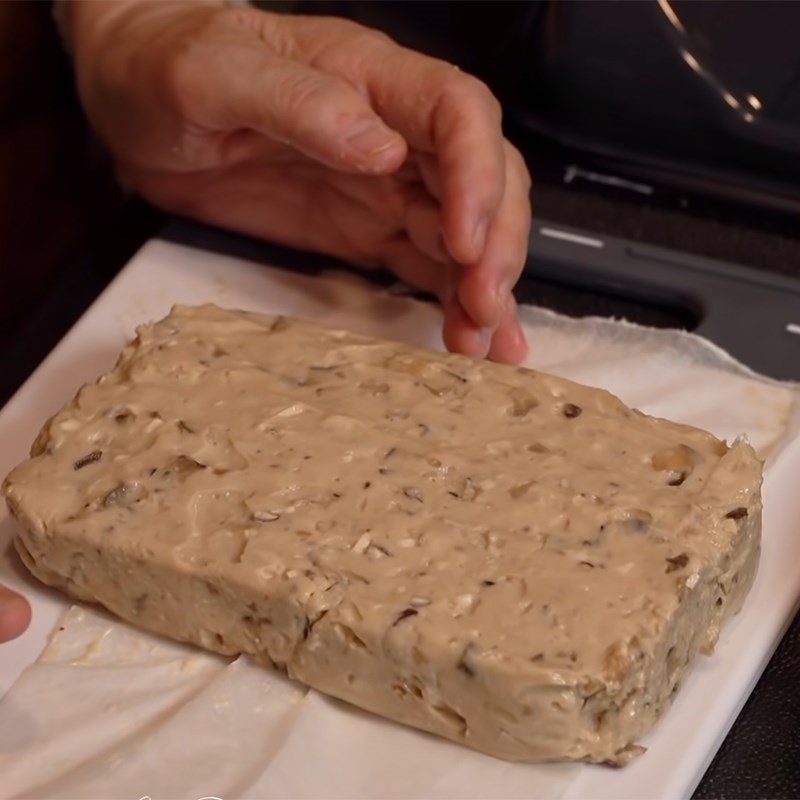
[3,304,762,764]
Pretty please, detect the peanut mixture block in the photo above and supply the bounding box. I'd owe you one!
[3,304,762,764]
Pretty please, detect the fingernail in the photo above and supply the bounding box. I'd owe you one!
[345,119,400,158]
[471,215,489,259]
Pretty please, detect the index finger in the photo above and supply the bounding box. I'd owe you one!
[0,584,31,643]
[369,59,506,266]
[274,17,507,265]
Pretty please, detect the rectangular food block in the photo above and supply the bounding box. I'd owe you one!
[3,304,762,765]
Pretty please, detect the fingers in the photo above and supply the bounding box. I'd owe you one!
[177,14,407,173]
[442,299,494,359]
[189,7,524,285]
[414,152,443,202]
[443,294,528,364]
[226,59,406,173]
[379,234,527,364]
[281,17,531,360]
[378,236,452,299]
[277,18,507,264]
[401,187,450,265]
[389,142,530,337]
[487,296,529,363]
[144,5,531,363]
[455,142,532,328]
[0,584,31,644]
[357,57,506,265]
[432,81,506,265]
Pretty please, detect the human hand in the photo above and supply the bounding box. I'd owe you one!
[0,584,30,643]
[69,1,531,362]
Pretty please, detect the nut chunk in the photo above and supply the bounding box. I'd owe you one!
[3,304,762,765]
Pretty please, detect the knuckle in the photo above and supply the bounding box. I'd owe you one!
[318,24,396,74]
[507,143,532,190]
[214,6,291,51]
[333,17,395,48]
[442,72,502,121]
[275,71,341,128]
[214,5,261,28]
[487,90,504,124]
[161,51,201,112]
[470,76,502,119]
[153,11,225,108]
[523,166,533,193]
[349,27,395,50]
[439,66,502,132]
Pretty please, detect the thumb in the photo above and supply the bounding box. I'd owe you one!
[0,584,31,643]
[203,46,407,173]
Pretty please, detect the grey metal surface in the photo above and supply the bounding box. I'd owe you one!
[527,220,800,381]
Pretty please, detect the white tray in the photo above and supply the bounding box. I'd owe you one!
[2,239,799,799]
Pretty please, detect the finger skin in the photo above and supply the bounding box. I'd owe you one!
[401,187,450,265]
[379,235,453,298]
[455,142,532,329]
[432,81,506,266]
[442,300,493,359]
[487,296,529,364]
[71,4,409,175]
[174,40,408,173]
[0,585,31,644]
[269,15,508,264]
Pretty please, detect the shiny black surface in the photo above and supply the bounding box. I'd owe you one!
[693,611,800,799]
[527,220,800,381]
[322,0,800,215]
